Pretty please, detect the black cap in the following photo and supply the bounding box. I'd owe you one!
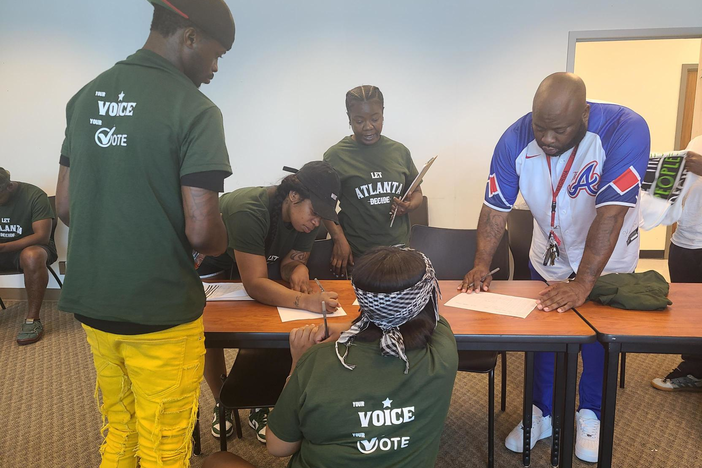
[147,0,235,50]
[286,162,340,223]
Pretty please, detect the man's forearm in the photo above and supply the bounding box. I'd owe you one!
[474,205,509,268]
[574,206,627,290]
[280,261,305,282]
[0,233,50,253]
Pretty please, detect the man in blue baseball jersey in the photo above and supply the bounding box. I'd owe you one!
[461,73,650,463]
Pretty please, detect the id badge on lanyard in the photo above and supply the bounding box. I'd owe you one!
[542,145,578,267]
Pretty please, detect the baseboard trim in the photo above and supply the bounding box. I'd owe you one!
[639,250,665,259]
[0,288,61,301]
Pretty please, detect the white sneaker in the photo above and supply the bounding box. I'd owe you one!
[505,405,552,452]
[575,409,600,463]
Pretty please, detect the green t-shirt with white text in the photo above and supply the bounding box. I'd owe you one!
[58,49,232,326]
[0,183,54,249]
[324,136,419,257]
[220,187,318,264]
[268,317,458,468]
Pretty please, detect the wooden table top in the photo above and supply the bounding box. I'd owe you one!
[575,283,702,343]
[203,280,595,344]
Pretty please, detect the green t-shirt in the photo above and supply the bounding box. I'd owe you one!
[323,136,419,257]
[268,317,458,468]
[220,187,317,264]
[0,183,54,248]
[58,49,232,326]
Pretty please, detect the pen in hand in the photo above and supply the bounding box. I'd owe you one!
[315,278,329,340]
[467,267,500,289]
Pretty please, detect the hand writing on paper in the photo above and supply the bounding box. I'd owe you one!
[459,266,492,293]
[536,281,589,313]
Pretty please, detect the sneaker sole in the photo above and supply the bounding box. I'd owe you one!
[651,381,702,392]
[575,447,598,463]
[17,334,43,345]
[211,426,235,439]
[505,426,552,452]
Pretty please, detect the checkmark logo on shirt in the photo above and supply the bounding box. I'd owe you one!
[94,126,116,148]
[525,154,540,159]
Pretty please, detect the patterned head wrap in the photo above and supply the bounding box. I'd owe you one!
[336,248,441,374]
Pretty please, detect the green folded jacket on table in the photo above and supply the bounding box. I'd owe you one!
[587,271,672,311]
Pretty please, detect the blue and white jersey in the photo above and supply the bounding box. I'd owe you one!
[484,102,650,281]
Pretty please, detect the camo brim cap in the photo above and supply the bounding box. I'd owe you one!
[147,0,235,50]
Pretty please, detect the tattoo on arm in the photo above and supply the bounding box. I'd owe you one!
[474,206,508,266]
[294,294,301,308]
[289,250,309,264]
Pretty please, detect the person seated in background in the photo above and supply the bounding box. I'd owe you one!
[323,85,424,277]
[198,161,342,442]
[0,167,57,345]
[647,136,702,392]
[266,246,458,468]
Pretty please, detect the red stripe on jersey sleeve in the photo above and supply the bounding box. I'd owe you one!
[612,167,640,195]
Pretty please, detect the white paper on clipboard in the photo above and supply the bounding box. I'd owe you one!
[390,155,438,227]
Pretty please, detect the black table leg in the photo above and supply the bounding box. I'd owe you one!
[560,343,579,468]
[597,342,620,468]
[551,352,566,466]
[523,352,534,466]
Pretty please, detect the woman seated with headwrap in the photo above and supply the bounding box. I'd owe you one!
[266,246,458,468]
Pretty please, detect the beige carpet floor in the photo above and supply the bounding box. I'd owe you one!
[0,300,700,467]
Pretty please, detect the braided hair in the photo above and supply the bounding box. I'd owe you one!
[266,174,311,253]
[345,85,384,112]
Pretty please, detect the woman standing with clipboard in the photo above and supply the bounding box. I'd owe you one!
[323,85,424,276]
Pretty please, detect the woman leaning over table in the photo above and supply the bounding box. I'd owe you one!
[323,85,424,276]
[198,161,341,443]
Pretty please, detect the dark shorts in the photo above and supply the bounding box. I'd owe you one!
[0,244,58,272]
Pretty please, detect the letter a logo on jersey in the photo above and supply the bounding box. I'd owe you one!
[568,161,600,198]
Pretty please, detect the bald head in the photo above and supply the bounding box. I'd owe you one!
[531,73,589,157]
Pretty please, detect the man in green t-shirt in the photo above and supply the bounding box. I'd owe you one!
[0,168,58,345]
[55,1,235,466]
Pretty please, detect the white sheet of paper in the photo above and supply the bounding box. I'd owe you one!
[352,299,359,306]
[444,292,536,319]
[204,282,254,301]
[277,306,348,323]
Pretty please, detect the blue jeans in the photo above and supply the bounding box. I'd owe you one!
[528,261,603,420]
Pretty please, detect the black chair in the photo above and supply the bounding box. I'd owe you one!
[306,238,336,280]
[0,196,62,310]
[216,348,292,451]
[409,225,510,468]
[507,208,534,281]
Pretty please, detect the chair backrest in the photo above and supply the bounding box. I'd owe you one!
[409,195,429,227]
[409,225,510,281]
[306,238,335,280]
[507,209,533,280]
